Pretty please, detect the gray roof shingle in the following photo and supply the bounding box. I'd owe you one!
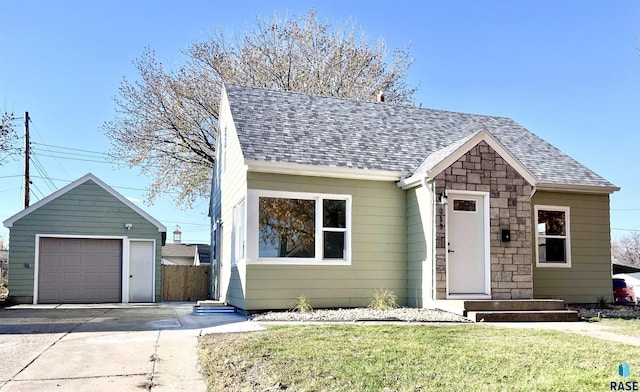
[224,84,615,188]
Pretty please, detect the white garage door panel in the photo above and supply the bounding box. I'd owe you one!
[38,238,123,303]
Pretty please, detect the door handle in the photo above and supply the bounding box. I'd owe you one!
[448,249,455,253]
[129,275,133,278]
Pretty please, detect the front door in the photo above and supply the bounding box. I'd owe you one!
[129,240,154,302]
[447,192,489,297]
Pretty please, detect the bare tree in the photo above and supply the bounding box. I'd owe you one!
[103,9,416,208]
[0,111,19,165]
[613,232,640,264]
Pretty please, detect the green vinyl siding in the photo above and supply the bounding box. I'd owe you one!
[532,191,613,304]
[217,94,248,307]
[7,180,163,302]
[241,172,407,310]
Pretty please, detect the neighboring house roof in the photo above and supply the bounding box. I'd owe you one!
[161,243,210,263]
[224,84,617,192]
[162,244,211,265]
[3,173,167,232]
[613,259,640,274]
[196,244,211,264]
[162,244,199,258]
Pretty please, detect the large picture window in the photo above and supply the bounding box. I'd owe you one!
[259,197,316,258]
[535,205,571,267]
[249,190,351,264]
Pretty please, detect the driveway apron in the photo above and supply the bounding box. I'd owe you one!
[0,303,251,391]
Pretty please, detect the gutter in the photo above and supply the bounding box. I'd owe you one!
[535,183,620,194]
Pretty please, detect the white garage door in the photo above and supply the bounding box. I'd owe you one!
[38,238,122,303]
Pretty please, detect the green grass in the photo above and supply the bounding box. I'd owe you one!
[199,324,637,391]
[597,318,640,337]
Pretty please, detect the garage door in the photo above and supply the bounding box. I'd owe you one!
[38,238,122,303]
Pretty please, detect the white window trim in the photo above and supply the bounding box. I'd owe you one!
[231,198,246,266]
[246,189,352,265]
[534,205,572,268]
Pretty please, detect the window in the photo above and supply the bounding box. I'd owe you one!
[258,197,316,258]
[535,205,571,267]
[453,199,477,212]
[249,190,351,264]
[231,199,245,264]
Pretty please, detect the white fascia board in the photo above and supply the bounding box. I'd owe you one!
[3,173,167,232]
[245,160,404,182]
[535,182,620,194]
[398,129,538,189]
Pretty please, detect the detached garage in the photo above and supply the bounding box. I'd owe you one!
[3,173,166,304]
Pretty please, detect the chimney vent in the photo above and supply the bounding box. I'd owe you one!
[376,92,385,102]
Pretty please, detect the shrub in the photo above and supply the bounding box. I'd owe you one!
[596,296,610,310]
[368,288,398,310]
[291,295,313,313]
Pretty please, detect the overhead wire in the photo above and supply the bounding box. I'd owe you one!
[30,154,58,192]
[29,122,73,180]
[30,182,45,201]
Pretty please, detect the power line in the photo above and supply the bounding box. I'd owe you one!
[31,142,109,156]
[30,153,116,164]
[30,182,45,201]
[22,175,182,195]
[612,228,640,232]
[0,187,22,193]
[31,147,113,161]
[30,155,58,192]
[29,121,72,180]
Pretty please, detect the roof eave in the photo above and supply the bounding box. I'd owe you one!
[3,173,167,232]
[246,160,405,182]
[398,129,539,190]
[535,182,620,194]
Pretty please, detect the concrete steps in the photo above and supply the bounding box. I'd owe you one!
[467,310,579,322]
[437,299,579,322]
[192,300,236,315]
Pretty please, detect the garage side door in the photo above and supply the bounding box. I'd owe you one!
[39,238,122,303]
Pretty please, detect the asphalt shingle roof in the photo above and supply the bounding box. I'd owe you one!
[225,84,615,188]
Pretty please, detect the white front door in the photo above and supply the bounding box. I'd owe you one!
[129,240,154,302]
[447,192,490,297]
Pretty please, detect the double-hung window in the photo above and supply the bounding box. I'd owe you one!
[247,190,351,264]
[535,205,571,267]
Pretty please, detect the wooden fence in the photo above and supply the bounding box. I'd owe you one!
[162,265,210,301]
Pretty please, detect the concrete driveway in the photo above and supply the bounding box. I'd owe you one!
[0,303,259,391]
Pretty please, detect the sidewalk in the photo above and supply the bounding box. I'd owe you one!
[0,303,254,391]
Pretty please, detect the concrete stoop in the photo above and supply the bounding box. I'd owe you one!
[438,299,579,322]
[193,300,236,315]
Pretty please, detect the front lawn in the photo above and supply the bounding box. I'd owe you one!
[199,324,636,391]
[596,318,640,337]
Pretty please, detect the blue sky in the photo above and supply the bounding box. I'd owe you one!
[1,0,638,245]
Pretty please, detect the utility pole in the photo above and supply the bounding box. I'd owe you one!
[24,111,30,209]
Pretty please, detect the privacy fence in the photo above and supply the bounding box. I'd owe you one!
[161,265,210,301]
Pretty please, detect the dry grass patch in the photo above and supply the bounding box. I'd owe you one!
[199,324,636,391]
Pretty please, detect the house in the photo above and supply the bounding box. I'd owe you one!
[210,84,619,311]
[612,259,640,275]
[161,228,210,265]
[162,244,211,265]
[3,173,166,304]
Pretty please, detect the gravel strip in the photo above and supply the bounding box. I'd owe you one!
[570,304,640,319]
[250,307,471,323]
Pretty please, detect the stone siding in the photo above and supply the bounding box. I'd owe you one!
[434,141,533,299]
